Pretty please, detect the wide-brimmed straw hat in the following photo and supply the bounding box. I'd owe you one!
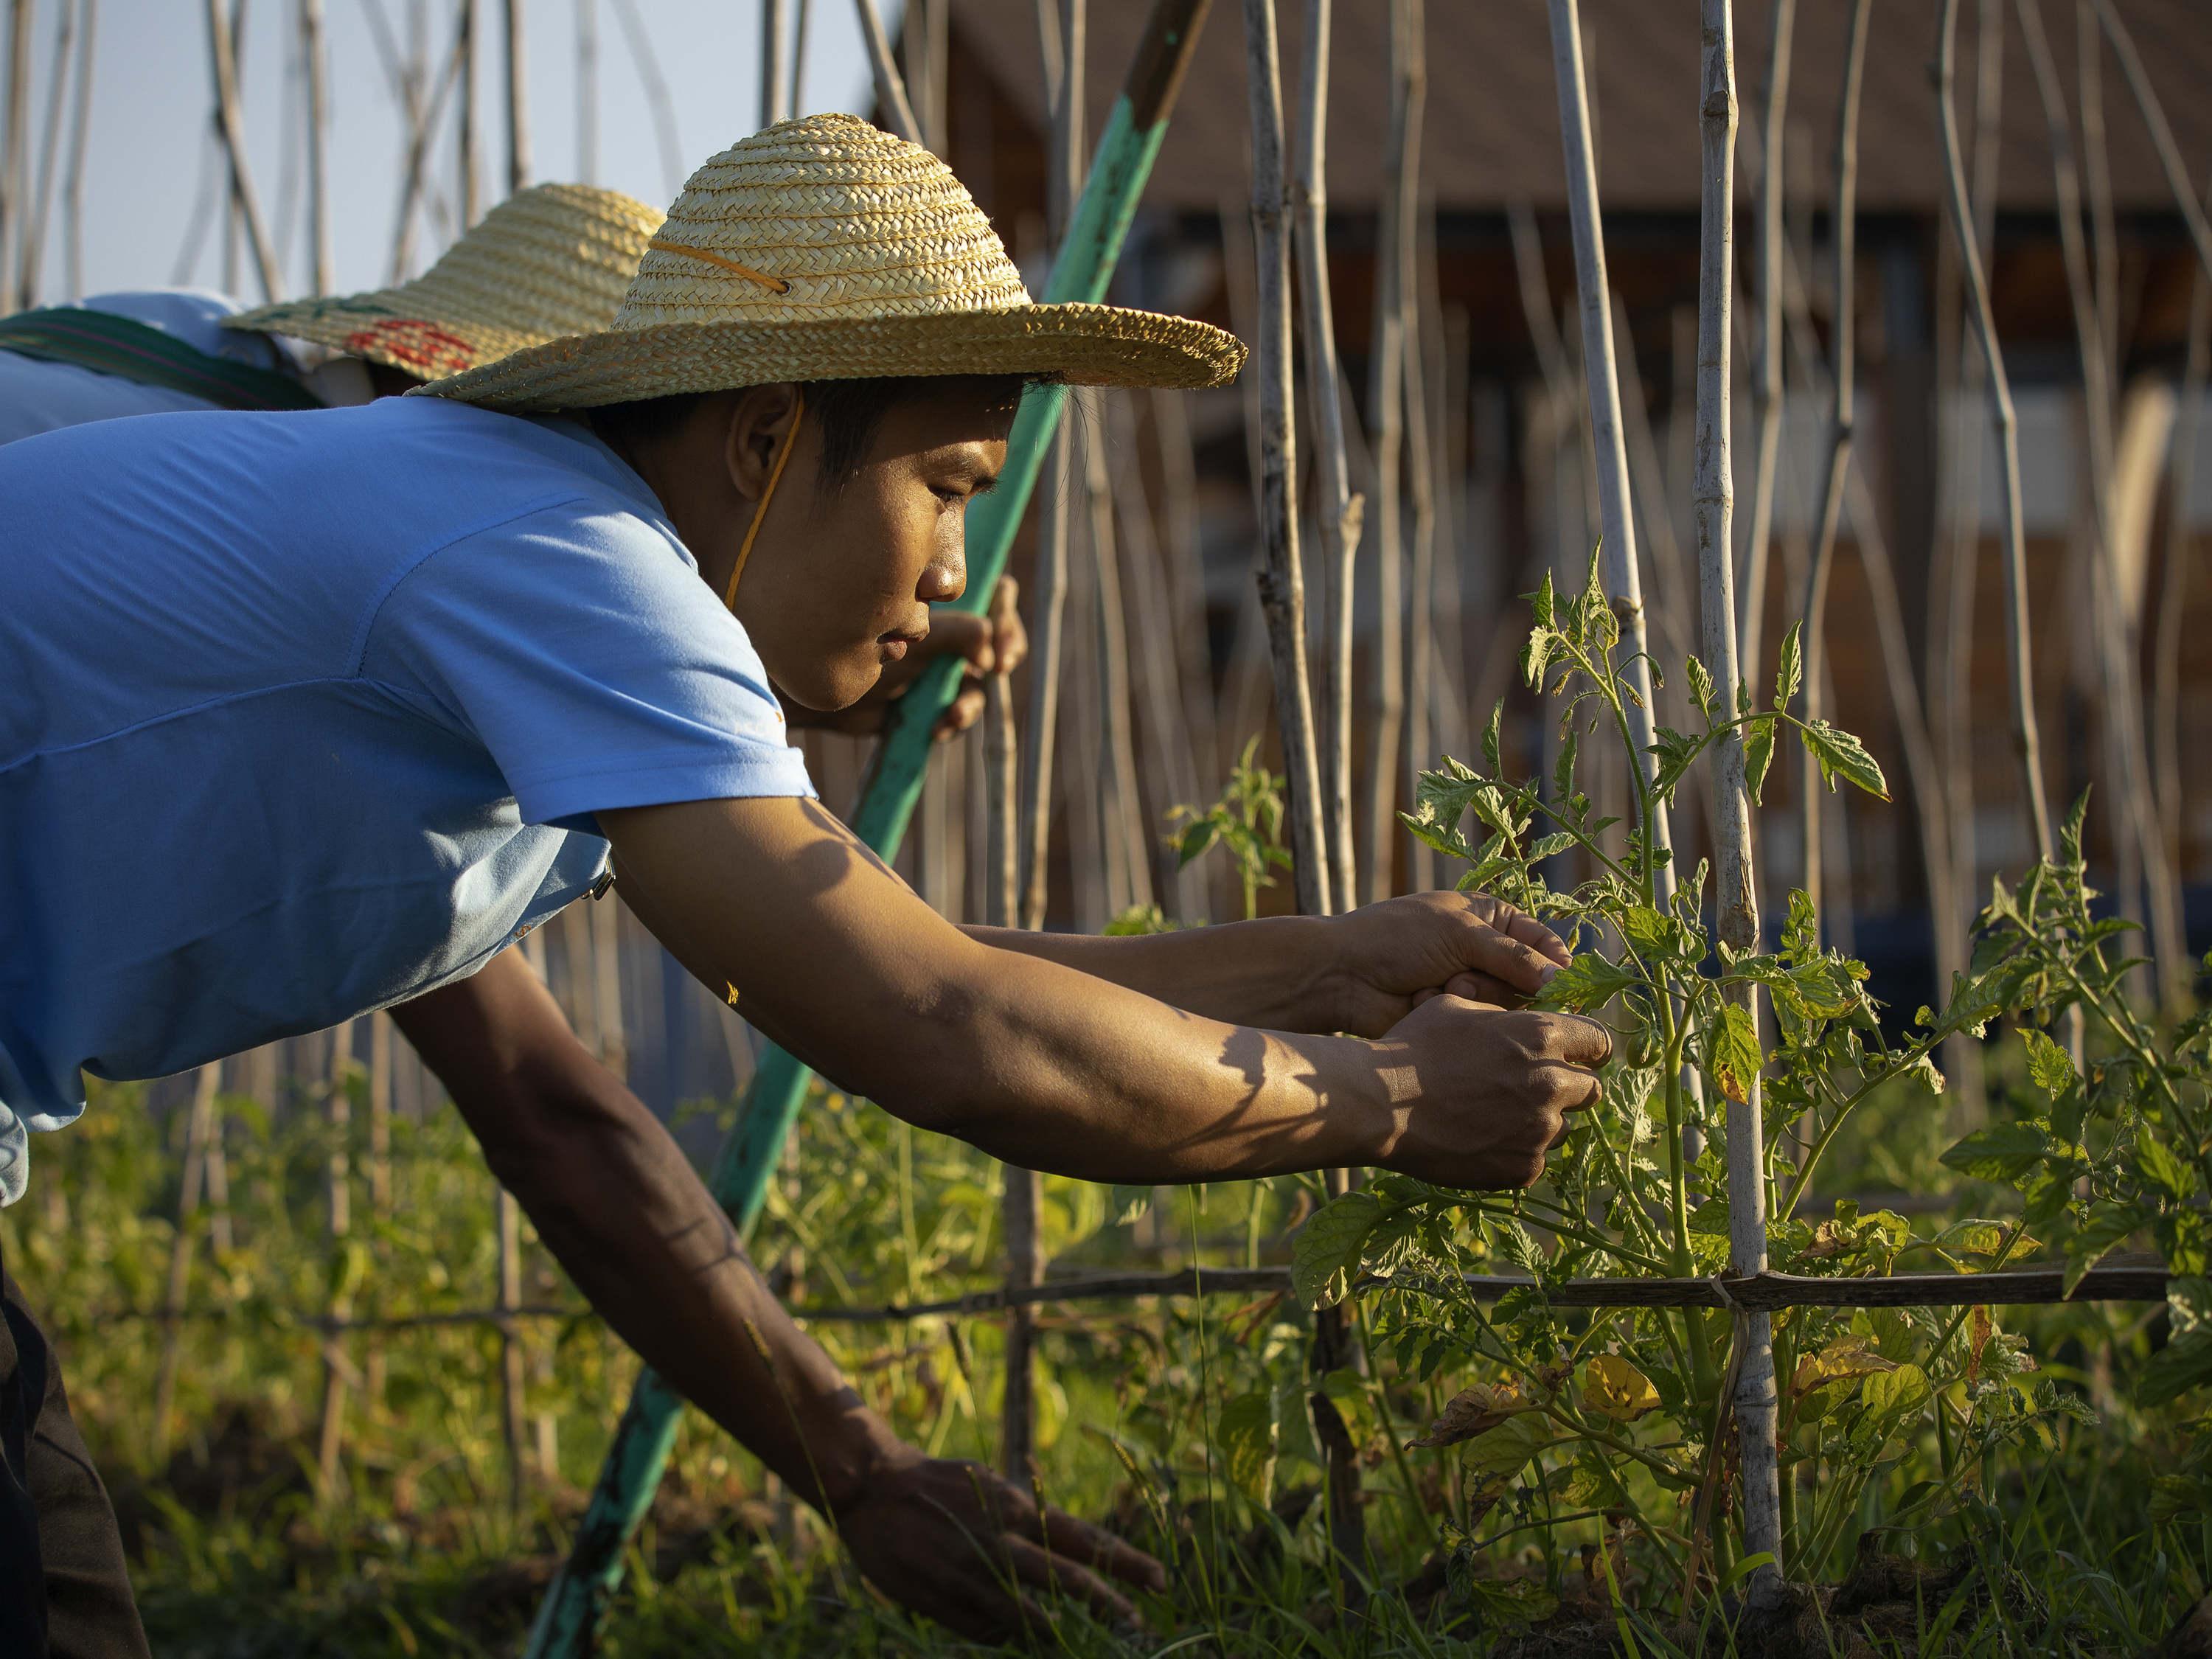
[416,114,1244,412]
[224,183,664,380]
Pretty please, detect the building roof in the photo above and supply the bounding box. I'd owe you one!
[947,0,2212,216]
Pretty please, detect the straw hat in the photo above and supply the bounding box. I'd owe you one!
[224,183,665,380]
[416,114,1245,412]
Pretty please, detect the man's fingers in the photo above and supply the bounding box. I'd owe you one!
[1442,970,1517,1006]
[1448,911,1565,995]
[935,686,985,740]
[1536,1012,1613,1068]
[1037,1503,1169,1593]
[988,575,1029,674]
[1002,1536,1142,1629]
[1503,907,1573,967]
[1539,1061,1604,1113]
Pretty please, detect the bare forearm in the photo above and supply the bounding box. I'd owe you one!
[958,914,1339,1032]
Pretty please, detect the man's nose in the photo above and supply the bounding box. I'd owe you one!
[922,546,965,604]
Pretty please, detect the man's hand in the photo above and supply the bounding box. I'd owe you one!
[785,574,1026,740]
[1372,995,1612,1189]
[1321,891,1572,1037]
[836,1451,1165,1640]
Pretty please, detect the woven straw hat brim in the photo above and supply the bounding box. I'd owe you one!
[414,302,1246,411]
[223,295,550,380]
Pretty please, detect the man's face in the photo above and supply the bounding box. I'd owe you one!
[733,382,1016,712]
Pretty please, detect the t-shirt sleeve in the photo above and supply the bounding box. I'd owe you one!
[363,497,815,827]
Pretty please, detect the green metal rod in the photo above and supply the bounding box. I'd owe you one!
[524,7,1214,1652]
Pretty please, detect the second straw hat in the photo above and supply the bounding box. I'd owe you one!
[417,114,1245,411]
[226,183,665,380]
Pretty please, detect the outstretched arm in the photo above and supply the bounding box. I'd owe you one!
[602,796,1608,1190]
[390,950,1161,1637]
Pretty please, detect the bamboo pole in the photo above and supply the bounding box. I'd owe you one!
[1085,389,1156,914]
[59,0,90,299]
[2017,0,2185,1008]
[2155,250,2208,924]
[852,0,921,146]
[301,0,331,294]
[151,1062,221,1464]
[364,1009,393,1408]
[1401,178,1438,895]
[1736,0,1793,682]
[205,0,282,301]
[1362,0,1417,905]
[987,644,1040,1477]
[576,0,597,180]
[496,1183,528,1509]
[1694,0,1783,1601]
[315,1021,355,1495]
[761,0,788,127]
[1292,0,1362,911]
[1546,0,1678,913]
[389,7,467,282]
[1239,0,1328,920]
[503,0,528,192]
[16,0,74,308]
[788,0,810,116]
[1795,0,1868,930]
[1936,0,2054,866]
[456,0,480,227]
[2078,4,2118,374]
[0,0,29,313]
[2090,0,2212,283]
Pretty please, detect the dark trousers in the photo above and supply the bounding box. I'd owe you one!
[0,1234,150,1659]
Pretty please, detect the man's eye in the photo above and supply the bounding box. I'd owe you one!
[931,484,964,507]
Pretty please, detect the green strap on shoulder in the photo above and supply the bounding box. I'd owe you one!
[0,307,321,412]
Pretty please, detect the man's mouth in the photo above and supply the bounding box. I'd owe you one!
[877,622,928,661]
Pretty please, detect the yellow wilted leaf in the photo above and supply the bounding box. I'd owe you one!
[1967,1306,1993,1383]
[1409,1381,1527,1449]
[1581,1353,1661,1423]
[1789,1334,1896,1399]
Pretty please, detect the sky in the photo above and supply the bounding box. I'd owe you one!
[12,0,896,305]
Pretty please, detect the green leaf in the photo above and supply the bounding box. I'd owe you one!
[2065,1206,2146,1295]
[2138,1331,2212,1407]
[2134,1135,2194,1203]
[1528,832,1577,860]
[1537,952,1640,1012]
[1798,720,1891,801]
[1743,717,1777,807]
[1217,1390,1279,1508]
[1175,818,1221,867]
[1711,1001,1762,1105]
[1687,655,1717,720]
[1860,1362,1931,1429]
[2021,1028,2076,1099]
[1106,1185,1154,1227]
[2168,1276,2212,1339]
[1528,571,1557,628]
[1775,620,1804,710]
[1460,1411,1552,1479]
[1292,1190,1384,1308]
[1781,888,1818,963]
[1482,701,1503,776]
[1939,1123,2051,1184]
[1553,728,1579,808]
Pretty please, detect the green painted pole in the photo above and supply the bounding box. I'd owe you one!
[524,7,1214,1652]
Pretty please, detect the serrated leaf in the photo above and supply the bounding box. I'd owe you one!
[1581,1354,1660,1422]
[1292,1190,1384,1308]
[1687,655,1717,720]
[1459,1411,1553,1478]
[1798,719,1891,800]
[1528,832,1577,860]
[1743,717,1777,806]
[1939,1123,2051,1184]
[1711,1001,1762,1105]
[1528,571,1557,627]
[1554,728,1579,807]
[1409,1381,1528,1449]
[1860,1362,1931,1427]
[2020,1028,2076,1099]
[2134,1135,2194,1202]
[1217,1390,1279,1507]
[2064,1207,2145,1295]
[1537,952,1640,1013]
[1791,1334,1896,1398]
[1775,620,1804,710]
[2138,1331,2212,1407]
[1107,1184,1154,1227]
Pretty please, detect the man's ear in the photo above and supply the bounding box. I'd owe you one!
[724,383,803,503]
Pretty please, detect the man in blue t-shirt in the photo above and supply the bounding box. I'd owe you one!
[0,118,1610,1652]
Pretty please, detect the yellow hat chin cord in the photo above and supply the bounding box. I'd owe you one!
[721,389,804,613]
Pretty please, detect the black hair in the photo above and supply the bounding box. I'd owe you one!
[587,373,1031,498]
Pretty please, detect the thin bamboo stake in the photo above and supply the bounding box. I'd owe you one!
[2090,0,2212,283]
[1546,0,1678,911]
[590,895,625,1079]
[762,0,788,127]
[364,1009,393,1408]
[1401,178,1438,894]
[1240,0,1328,919]
[576,0,597,180]
[16,0,74,307]
[1293,0,1362,912]
[315,1020,355,1495]
[0,0,29,313]
[503,0,528,192]
[1795,0,1868,931]
[606,0,679,201]
[1363,0,1417,905]
[788,0,810,116]
[1737,0,1794,682]
[496,1183,528,1509]
[852,0,921,146]
[302,0,332,293]
[60,0,91,299]
[2017,0,2185,1009]
[987,651,1040,1476]
[2155,245,2208,920]
[389,7,467,282]
[1694,0,1782,1601]
[206,0,282,301]
[2078,3,2118,374]
[151,1062,221,1464]
[456,0,480,227]
[1937,0,2055,866]
[1085,391,1155,915]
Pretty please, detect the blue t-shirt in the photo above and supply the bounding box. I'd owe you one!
[0,396,814,1203]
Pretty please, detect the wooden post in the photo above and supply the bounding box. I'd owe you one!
[1795,0,1868,928]
[504,0,529,192]
[761,0,788,127]
[151,1062,221,1464]
[1694,0,1784,1601]
[1291,0,1363,911]
[1736,0,1793,682]
[852,0,921,146]
[1363,0,1417,905]
[204,0,282,301]
[1935,0,2054,865]
[301,0,332,294]
[1545,0,1680,908]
